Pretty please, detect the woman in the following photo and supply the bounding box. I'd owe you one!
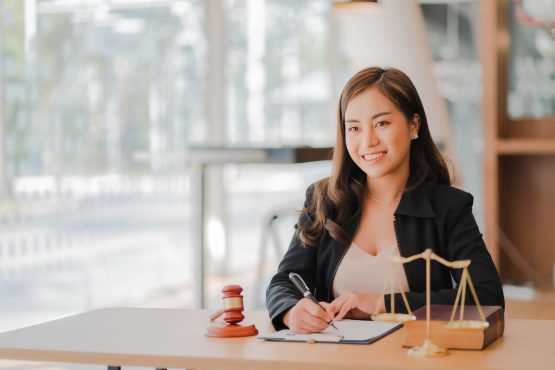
[266,67,504,333]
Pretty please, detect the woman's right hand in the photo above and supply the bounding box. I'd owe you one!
[282,298,333,333]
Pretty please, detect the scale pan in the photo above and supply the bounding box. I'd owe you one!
[371,313,416,322]
[444,320,489,330]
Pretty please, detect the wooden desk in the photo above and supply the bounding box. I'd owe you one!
[0,308,551,370]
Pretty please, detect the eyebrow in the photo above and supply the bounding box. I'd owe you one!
[345,111,392,123]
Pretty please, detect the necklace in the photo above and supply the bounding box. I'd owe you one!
[367,194,402,204]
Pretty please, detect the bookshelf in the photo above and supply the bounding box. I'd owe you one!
[481,0,555,287]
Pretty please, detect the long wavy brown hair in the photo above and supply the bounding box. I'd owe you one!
[298,67,451,247]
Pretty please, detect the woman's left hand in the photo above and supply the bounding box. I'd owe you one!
[326,291,385,320]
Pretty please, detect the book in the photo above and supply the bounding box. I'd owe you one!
[259,319,402,344]
[403,305,504,350]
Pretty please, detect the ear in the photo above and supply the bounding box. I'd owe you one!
[410,114,421,135]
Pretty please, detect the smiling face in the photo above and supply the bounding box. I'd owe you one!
[344,87,419,182]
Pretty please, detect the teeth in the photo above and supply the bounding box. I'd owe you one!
[363,152,386,160]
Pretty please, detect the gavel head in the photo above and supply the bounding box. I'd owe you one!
[220,284,245,324]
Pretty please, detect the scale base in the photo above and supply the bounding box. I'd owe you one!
[408,339,449,357]
[371,313,416,322]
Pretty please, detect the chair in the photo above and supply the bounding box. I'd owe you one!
[254,203,300,308]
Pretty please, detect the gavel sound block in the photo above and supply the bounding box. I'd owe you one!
[205,285,258,338]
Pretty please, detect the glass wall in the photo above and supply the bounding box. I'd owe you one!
[224,0,334,145]
[0,0,336,339]
[205,0,335,308]
[0,0,206,335]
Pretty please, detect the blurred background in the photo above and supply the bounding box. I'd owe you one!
[0,0,554,368]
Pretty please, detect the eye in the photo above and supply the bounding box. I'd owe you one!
[347,126,359,132]
[375,120,389,128]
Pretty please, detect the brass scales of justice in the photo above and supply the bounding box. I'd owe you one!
[370,249,489,357]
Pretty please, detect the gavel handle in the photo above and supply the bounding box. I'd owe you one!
[209,309,225,322]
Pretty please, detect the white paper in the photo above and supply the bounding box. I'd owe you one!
[259,319,401,343]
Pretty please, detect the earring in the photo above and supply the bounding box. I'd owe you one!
[412,133,419,140]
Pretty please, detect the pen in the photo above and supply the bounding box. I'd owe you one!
[288,272,338,330]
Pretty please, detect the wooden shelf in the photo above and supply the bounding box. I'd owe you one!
[497,139,555,155]
[481,0,554,286]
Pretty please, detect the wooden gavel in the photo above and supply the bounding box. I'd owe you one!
[205,284,258,337]
[209,285,245,324]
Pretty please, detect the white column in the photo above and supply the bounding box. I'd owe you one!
[0,0,5,197]
[246,0,266,143]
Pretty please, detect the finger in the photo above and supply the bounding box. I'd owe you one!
[306,301,333,322]
[297,302,331,326]
[325,305,336,319]
[335,302,352,321]
[319,302,335,320]
[328,298,345,318]
[300,316,329,332]
[304,311,332,329]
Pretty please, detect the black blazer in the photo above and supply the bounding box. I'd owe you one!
[266,182,504,330]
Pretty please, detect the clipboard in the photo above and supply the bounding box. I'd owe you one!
[258,319,402,344]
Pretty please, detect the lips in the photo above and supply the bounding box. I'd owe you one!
[362,151,386,161]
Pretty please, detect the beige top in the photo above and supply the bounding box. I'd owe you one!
[333,243,409,299]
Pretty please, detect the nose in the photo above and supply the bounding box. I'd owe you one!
[362,127,379,148]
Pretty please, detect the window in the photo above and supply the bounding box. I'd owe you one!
[224,0,334,145]
[0,0,205,332]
